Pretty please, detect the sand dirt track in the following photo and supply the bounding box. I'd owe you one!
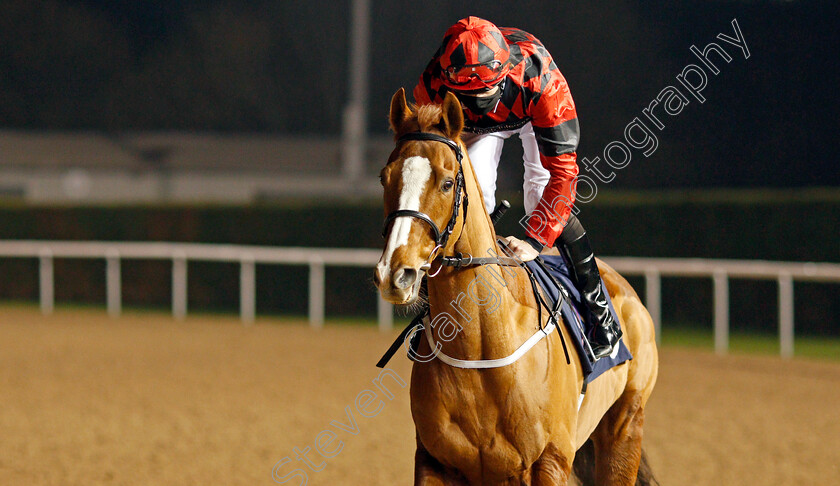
[1,305,838,485]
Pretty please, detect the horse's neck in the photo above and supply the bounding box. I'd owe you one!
[426,164,534,360]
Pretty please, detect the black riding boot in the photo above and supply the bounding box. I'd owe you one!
[563,230,622,359]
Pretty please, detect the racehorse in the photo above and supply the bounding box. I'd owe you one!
[374,88,659,485]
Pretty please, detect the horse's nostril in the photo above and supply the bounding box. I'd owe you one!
[393,267,417,289]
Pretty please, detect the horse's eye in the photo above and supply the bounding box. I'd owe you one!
[441,179,455,192]
[379,174,385,186]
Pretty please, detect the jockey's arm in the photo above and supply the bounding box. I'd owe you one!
[523,150,579,248]
[521,71,581,249]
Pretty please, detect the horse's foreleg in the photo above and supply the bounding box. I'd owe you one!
[590,391,646,486]
[414,436,468,486]
[530,443,573,486]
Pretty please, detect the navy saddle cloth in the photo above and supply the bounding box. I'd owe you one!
[525,255,632,383]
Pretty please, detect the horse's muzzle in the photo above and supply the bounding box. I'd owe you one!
[374,264,421,304]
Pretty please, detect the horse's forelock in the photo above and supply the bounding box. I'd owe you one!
[415,104,444,132]
[391,103,457,170]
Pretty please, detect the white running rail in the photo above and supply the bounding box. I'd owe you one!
[1,240,839,358]
[0,240,390,330]
[606,256,840,358]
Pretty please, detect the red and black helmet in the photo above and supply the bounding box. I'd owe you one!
[438,16,511,91]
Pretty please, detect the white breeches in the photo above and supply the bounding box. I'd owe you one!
[461,122,550,216]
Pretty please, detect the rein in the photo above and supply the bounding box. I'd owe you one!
[439,253,522,268]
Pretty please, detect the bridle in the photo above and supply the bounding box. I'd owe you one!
[381,132,469,269]
[381,131,520,275]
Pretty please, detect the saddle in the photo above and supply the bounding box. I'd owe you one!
[524,254,632,382]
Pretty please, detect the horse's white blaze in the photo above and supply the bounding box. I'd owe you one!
[377,156,433,281]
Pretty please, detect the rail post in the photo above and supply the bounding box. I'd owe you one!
[377,295,393,332]
[309,258,325,328]
[240,254,256,324]
[713,270,729,355]
[644,268,661,344]
[172,252,188,320]
[778,273,794,359]
[106,249,121,318]
[39,248,54,315]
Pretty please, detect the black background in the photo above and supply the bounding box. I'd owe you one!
[0,0,837,189]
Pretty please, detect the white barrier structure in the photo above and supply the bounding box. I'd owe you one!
[0,240,389,331]
[1,240,839,358]
[607,257,840,358]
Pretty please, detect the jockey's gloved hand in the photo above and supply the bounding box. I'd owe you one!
[499,236,540,262]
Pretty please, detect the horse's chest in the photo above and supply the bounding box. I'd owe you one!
[414,378,549,479]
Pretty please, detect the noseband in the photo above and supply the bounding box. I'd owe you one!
[381,132,469,252]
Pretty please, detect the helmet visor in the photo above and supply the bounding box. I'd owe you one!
[444,60,506,87]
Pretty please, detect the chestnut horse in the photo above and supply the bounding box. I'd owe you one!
[374,88,659,485]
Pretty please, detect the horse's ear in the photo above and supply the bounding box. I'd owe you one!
[440,91,464,139]
[389,88,412,133]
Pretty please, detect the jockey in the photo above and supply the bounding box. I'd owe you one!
[413,16,621,359]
